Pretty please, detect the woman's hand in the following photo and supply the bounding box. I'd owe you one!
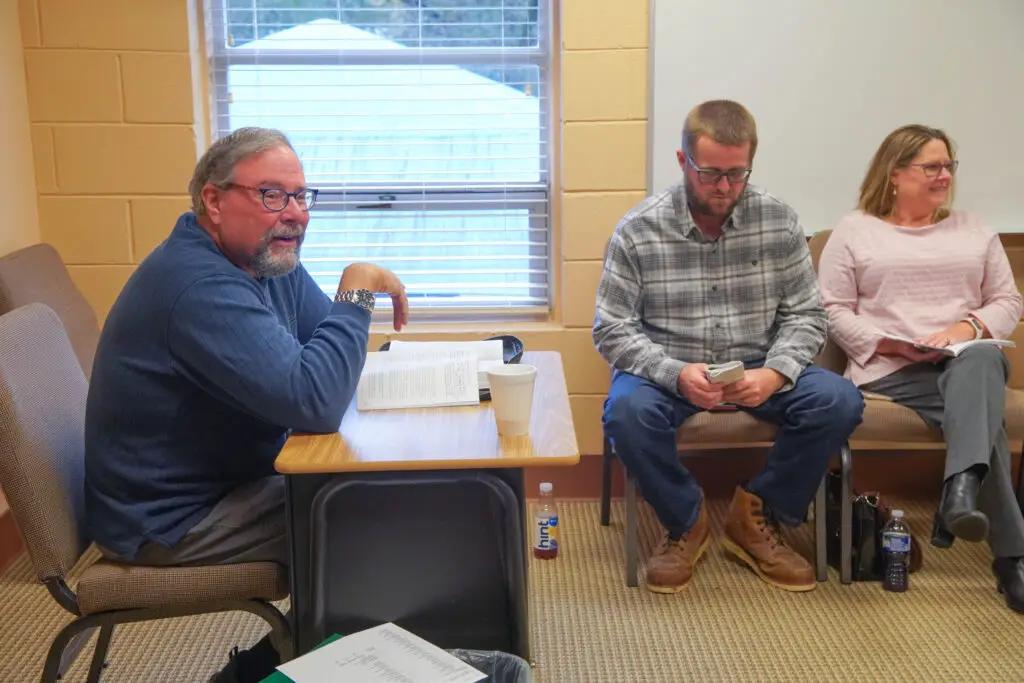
[918,321,976,349]
[876,321,977,364]
[876,337,944,363]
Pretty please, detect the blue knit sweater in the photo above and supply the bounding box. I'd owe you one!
[84,212,370,559]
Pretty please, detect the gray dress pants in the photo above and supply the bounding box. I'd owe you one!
[99,475,289,567]
[862,345,1024,558]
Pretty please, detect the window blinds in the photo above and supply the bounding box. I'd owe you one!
[204,1,552,315]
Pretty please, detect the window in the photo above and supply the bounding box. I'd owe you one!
[204,1,552,318]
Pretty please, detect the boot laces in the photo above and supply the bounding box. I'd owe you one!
[752,506,787,550]
[655,529,692,557]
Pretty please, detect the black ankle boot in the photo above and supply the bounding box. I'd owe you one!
[939,470,988,543]
[993,557,1024,614]
[930,512,955,549]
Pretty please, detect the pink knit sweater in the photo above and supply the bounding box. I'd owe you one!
[818,210,1022,387]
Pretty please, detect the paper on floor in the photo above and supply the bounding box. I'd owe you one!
[275,622,486,683]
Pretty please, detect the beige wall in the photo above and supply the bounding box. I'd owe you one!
[14,0,652,457]
[19,0,198,323]
[2,0,43,516]
[3,0,40,256]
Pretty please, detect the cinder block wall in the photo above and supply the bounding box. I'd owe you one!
[15,0,1024,494]
[16,0,654,464]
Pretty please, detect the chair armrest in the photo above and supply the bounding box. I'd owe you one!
[1005,323,1024,391]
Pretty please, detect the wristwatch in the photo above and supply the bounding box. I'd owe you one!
[963,316,983,340]
[335,288,376,313]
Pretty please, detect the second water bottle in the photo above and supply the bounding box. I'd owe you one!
[882,509,911,592]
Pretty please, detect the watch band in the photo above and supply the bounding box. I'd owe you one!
[335,288,376,313]
[963,316,983,339]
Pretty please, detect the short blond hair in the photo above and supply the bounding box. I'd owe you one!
[858,124,956,221]
[681,100,758,162]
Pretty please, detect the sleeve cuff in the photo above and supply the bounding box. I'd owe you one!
[850,337,880,367]
[652,358,687,394]
[328,300,372,324]
[764,356,802,392]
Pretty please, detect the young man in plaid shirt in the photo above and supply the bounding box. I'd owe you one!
[594,100,863,594]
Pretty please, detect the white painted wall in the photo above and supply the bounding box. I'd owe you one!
[649,0,1024,232]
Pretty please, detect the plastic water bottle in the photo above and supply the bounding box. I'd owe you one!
[882,510,911,592]
[533,482,559,559]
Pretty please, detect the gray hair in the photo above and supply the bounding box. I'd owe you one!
[188,127,295,215]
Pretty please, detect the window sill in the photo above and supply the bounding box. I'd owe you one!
[370,319,566,336]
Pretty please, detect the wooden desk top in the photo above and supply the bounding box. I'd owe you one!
[275,351,580,474]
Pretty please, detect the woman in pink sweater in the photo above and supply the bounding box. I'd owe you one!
[819,124,1024,612]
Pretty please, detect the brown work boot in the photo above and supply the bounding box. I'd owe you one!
[645,501,711,594]
[722,486,816,592]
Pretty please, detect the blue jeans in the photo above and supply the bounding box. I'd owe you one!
[603,363,864,537]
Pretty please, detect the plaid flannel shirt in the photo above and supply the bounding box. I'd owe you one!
[593,182,827,394]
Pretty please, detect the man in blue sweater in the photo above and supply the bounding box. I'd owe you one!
[84,127,408,682]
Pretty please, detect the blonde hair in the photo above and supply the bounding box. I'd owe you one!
[858,124,956,221]
[681,100,758,162]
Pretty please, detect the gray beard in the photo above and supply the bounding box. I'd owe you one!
[250,234,303,278]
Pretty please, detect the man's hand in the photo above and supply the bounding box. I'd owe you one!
[721,367,786,407]
[338,263,409,331]
[677,364,724,409]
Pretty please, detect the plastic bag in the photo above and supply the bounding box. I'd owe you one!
[447,649,533,683]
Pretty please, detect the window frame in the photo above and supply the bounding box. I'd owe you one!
[204,1,555,322]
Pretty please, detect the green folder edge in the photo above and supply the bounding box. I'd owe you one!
[261,634,343,683]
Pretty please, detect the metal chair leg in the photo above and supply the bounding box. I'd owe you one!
[85,624,114,683]
[625,475,639,588]
[41,601,292,682]
[815,474,827,582]
[600,436,613,527]
[1017,441,1024,512]
[840,443,853,584]
[41,619,95,683]
[245,601,295,662]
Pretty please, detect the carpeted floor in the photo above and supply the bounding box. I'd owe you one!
[3,499,1024,682]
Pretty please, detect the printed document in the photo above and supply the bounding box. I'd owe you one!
[356,349,480,411]
[387,339,505,390]
[275,622,486,683]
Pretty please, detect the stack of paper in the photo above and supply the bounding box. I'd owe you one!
[356,349,481,411]
[387,340,505,390]
[356,340,508,411]
[275,622,487,683]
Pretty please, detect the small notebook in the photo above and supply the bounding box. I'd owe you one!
[705,360,745,385]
